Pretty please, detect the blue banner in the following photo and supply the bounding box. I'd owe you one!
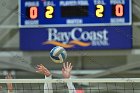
[20,26,132,50]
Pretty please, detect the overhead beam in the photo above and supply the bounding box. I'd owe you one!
[14,49,140,56]
[0,61,35,73]
[133,4,140,19]
[81,61,140,78]
[133,0,140,7]
[23,50,137,57]
[0,49,139,57]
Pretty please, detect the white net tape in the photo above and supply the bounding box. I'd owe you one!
[0,78,140,93]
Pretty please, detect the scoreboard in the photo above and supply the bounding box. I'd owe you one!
[20,0,132,50]
[19,0,132,27]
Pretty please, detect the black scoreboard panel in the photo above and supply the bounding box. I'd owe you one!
[61,6,88,17]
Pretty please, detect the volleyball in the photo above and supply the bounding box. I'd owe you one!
[50,46,67,63]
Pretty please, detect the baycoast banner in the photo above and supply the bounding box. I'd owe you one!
[20,26,132,50]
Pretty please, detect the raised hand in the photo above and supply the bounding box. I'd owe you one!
[62,62,73,79]
[36,64,51,77]
[0,85,2,91]
[5,73,13,92]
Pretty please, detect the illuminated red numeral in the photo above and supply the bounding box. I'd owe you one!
[30,7,38,19]
[115,4,124,17]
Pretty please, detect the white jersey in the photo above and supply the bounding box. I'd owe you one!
[44,76,76,93]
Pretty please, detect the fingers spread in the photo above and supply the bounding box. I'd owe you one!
[63,63,66,70]
[36,64,43,70]
[40,64,45,68]
[68,63,71,68]
[37,64,40,66]
[62,68,64,72]
[70,65,73,70]
[66,62,68,68]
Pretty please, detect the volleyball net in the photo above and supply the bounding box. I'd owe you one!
[0,78,140,93]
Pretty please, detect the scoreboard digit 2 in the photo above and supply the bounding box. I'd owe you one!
[19,0,132,27]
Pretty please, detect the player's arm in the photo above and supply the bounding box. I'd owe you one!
[5,73,13,93]
[0,73,13,93]
[36,64,53,93]
[62,62,76,93]
[0,85,2,91]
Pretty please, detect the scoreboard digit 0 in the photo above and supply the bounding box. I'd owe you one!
[19,0,132,27]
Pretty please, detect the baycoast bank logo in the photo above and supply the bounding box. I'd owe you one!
[43,28,109,48]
